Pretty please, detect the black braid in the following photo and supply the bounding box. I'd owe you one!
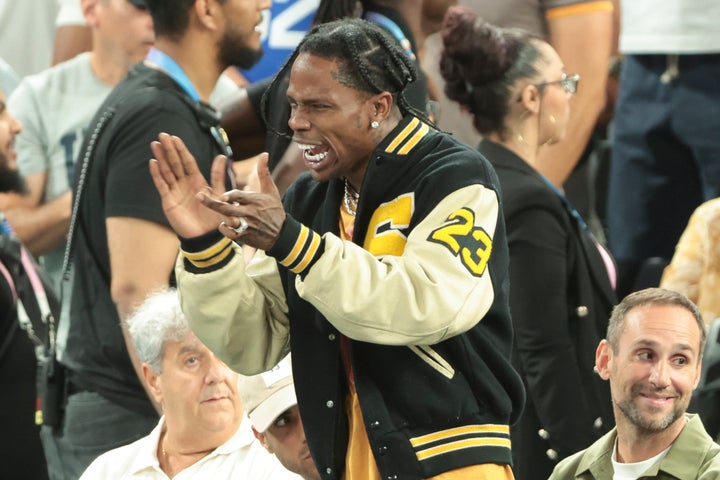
[311,0,361,26]
[261,19,434,139]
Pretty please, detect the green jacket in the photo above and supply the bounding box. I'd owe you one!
[549,414,720,479]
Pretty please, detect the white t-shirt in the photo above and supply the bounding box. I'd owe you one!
[8,52,111,288]
[79,416,302,480]
[0,0,59,77]
[620,0,720,53]
[611,438,671,480]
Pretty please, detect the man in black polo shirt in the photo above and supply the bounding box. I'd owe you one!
[44,0,271,478]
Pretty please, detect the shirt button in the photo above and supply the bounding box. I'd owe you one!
[326,400,334,408]
[576,305,589,317]
[594,417,603,429]
[328,333,336,341]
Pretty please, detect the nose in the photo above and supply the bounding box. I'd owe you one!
[288,108,310,132]
[10,113,23,135]
[205,354,230,384]
[648,361,671,388]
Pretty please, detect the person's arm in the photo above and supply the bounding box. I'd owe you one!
[107,216,179,412]
[506,204,602,456]
[220,87,266,160]
[5,191,71,256]
[53,0,91,65]
[535,3,613,186]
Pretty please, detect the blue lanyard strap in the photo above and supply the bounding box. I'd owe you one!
[146,48,200,102]
[364,12,416,61]
[537,173,590,232]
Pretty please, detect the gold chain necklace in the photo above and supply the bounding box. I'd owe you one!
[343,178,359,216]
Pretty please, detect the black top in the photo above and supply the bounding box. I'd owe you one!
[480,140,616,480]
[63,63,226,416]
[0,263,49,480]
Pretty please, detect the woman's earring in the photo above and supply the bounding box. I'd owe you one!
[371,121,380,129]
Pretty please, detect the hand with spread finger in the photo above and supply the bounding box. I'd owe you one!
[202,153,286,251]
[149,133,228,239]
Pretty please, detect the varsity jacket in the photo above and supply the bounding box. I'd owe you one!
[175,116,525,479]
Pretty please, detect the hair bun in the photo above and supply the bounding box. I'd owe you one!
[440,6,512,91]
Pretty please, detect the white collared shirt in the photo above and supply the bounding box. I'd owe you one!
[79,416,302,480]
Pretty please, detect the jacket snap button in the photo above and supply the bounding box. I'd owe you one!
[576,305,589,317]
[594,417,603,429]
[378,445,389,455]
[326,400,334,408]
[538,429,550,440]
[328,333,336,341]
[371,420,380,429]
[546,449,558,460]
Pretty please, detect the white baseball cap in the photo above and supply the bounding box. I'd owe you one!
[237,355,297,432]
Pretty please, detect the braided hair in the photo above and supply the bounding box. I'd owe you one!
[311,0,362,26]
[262,18,430,138]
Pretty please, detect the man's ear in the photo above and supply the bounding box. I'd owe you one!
[143,363,163,406]
[252,426,273,453]
[369,91,394,124]
[81,0,100,27]
[193,0,221,31]
[595,339,613,381]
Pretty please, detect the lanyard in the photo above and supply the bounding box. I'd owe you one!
[146,48,200,102]
[537,173,590,232]
[364,12,416,61]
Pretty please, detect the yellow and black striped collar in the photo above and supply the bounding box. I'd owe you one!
[383,117,431,156]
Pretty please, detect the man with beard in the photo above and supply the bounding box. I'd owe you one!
[0,88,51,480]
[550,288,720,480]
[46,0,271,478]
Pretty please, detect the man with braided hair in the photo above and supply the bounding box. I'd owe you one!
[150,18,524,480]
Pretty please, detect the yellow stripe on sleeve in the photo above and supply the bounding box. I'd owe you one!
[410,424,510,447]
[279,225,310,267]
[546,1,613,20]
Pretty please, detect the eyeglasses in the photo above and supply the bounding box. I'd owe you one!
[535,73,581,94]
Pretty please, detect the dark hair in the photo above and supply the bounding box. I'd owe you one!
[145,0,227,38]
[439,6,544,137]
[262,18,427,135]
[311,0,362,26]
[606,288,706,357]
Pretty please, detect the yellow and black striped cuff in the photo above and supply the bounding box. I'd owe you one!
[267,216,323,275]
[180,231,235,273]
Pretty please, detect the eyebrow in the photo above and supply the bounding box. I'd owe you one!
[631,338,695,353]
[177,342,201,357]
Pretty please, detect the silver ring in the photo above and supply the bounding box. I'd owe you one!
[230,217,248,235]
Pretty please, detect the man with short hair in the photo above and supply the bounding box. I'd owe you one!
[238,356,321,480]
[550,288,720,479]
[6,0,154,285]
[79,289,300,479]
[46,0,271,478]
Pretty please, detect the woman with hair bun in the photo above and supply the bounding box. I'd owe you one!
[440,6,617,479]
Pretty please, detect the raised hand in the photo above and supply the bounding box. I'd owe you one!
[149,133,227,239]
[199,153,286,251]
